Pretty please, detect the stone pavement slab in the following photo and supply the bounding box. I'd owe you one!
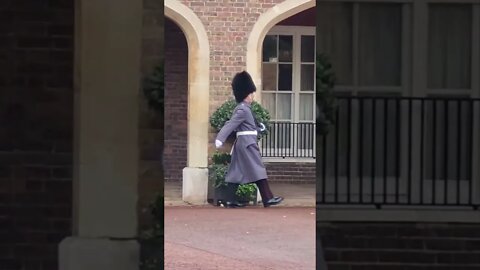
[164,181,315,207]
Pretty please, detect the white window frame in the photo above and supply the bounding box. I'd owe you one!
[260,25,316,162]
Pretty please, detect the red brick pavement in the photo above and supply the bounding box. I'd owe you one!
[164,206,316,270]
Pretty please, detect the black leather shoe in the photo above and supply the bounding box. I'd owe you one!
[225,201,246,208]
[263,196,284,207]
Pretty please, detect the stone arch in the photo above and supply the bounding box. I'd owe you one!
[246,0,315,103]
[165,0,209,168]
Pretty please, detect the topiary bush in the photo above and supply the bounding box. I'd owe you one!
[209,163,229,188]
[316,53,337,136]
[209,99,271,139]
[235,183,257,202]
[143,63,164,113]
[209,152,257,203]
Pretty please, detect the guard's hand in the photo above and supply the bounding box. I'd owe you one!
[259,123,266,132]
[215,140,223,148]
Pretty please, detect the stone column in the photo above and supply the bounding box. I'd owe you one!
[166,0,211,205]
[59,0,142,269]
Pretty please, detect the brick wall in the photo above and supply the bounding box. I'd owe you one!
[0,0,74,269]
[319,222,480,270]
[163,18,188,183]
[162,1,315,185]
[265,162,315,183]
[177,0,284,113]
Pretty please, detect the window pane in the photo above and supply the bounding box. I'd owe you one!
[278,64,292,91]
[262,63,277,91]
[262,35,278,62]
[262,93,276,120]
[301,64,315,91]
[359,3,402,86]
[317,2,353,85]
[277,94,292,119]
[300,94,314,121]
[279,35,293,62]
[301,35,315,62]
[428,4,471,89]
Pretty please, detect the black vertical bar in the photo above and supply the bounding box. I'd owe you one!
[347,98,352,203]
[359,98,364,203]
[310,123,312,158]
[280,122,282,157]
[273,123,275,157]
[371,98,376,204]
[383,98,388,204]
[408,98,412,205]
[285,122,288,158]
[293,123,295,158]
[312,123,314,158]
[302,123,304,158]
[268,123,271,157]
[395,98,400,204]
[297,123,300,158]
[292,123,296,157]
[420,99,425,204]
[334,104,340,203]
[279,122,282,157]
[282,122,285,158]
[300,123,302,158]
[444,100,448,205]
[432,100,437,205]
[468,100,473,205]
[322,132,327,203]
[304,123,307,158]
[456,101,461,205]
[269,123,272,157]
[310,123,315,158]
[306,123,308,158]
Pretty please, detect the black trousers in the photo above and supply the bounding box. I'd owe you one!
[226,179,274,204]
[254,179,274,204]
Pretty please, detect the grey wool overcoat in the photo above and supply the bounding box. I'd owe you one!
[216,102,268,184]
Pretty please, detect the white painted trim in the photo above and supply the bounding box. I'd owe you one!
[269,25,316,35]
[473,4,480,98]
[165,0,210,168]
[353,3,360,93]
[263,157,316,163]
[246,0,315,104]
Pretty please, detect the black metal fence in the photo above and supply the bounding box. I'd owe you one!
[318,96,480,209]
[260,122,316,159]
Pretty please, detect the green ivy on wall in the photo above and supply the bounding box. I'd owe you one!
[316,53,337,136]
[143,63,164,113]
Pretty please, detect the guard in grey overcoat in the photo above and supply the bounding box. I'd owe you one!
[215,71,284,208]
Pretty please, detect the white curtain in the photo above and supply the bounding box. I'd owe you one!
[359,3,402,86]
[428,4,471,89]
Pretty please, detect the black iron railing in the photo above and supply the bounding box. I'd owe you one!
[260,122,316,159]
[318,96,480,209]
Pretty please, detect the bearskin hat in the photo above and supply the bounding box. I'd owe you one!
[231,71,256,103]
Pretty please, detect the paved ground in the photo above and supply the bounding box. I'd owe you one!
[164,206,316,270]
[164,181,315,207]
